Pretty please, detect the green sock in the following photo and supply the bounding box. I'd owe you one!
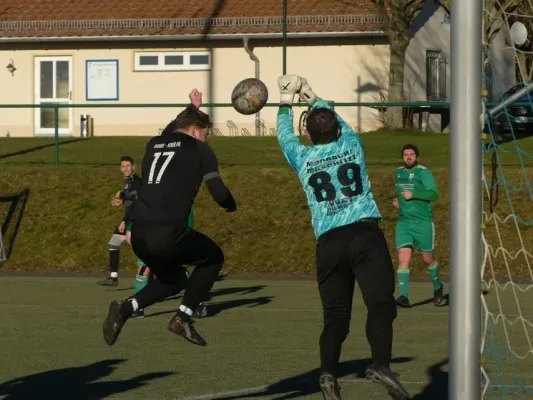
[397,269,410,298]
[134,274,149,294]
[428,262,442,291]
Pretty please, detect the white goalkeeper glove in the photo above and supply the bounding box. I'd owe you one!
[277,75,302,105]
[298,77,317,105]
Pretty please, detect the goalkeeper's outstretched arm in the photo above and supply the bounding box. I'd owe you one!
[275,75,305,171]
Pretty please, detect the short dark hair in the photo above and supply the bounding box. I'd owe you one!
[121,155,134,164]
[401,144,420,157]
[173,105,213,132]
[305,108,340,145]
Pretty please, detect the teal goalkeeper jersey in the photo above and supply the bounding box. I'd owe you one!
[395,164,439,222]
[276,98,381,239]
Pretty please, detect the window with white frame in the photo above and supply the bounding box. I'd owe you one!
[134,51,211,71]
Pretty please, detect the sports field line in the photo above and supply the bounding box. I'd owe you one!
[0,302,451,316]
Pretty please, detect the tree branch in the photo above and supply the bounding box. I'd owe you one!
[406,2,423,23]
[371,0,391,28]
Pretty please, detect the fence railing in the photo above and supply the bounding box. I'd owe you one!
[0,101,454,167]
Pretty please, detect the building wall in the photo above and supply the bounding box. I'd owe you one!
[0,37,389,138]
[405,2,450,104]
[404,1,516,132]
[404,1,450,132]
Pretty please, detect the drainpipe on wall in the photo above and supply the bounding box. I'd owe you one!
[243,36,261,137]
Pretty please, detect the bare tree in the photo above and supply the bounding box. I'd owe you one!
[369,0,424,128]
[444,0,531,81]
[361,0,527,127]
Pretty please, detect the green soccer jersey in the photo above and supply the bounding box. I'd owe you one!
[395,164,439,222]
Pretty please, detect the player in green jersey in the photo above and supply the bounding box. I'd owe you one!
[393,144,445,308]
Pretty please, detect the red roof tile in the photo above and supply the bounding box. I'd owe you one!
[0,0,384,39]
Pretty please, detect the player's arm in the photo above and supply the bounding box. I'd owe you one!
[198,142,237,212]
[160,89,203,136]
[276,105,303,170]
[299,78,361,144]
[276,75,304,171]
[412,169,439,201]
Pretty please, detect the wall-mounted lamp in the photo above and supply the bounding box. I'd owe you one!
[6,59,16,75]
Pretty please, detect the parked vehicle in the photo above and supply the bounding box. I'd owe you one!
[486,83,533,138]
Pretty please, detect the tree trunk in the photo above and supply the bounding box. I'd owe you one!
[386,23,410,128]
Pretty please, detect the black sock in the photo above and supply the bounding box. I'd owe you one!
[109,250,119,274]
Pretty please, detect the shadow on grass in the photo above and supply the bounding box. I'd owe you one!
[0,188,30,266]
[148,283,272,319]
[411,287,489,308]
[112,272,230,293]
[209,357,414,400]
[0,359,173,400]
[412,358,448,400]
[410,293,450,308]
[207,284,266,299]
[0,138,86,160]
[148,296,274,319]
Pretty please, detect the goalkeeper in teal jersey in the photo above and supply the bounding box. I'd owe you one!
[275,75,410,400]
[393,144,445,308]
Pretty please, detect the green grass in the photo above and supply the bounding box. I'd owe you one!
[0,276,530,399]
[2,132,532,167]
[0,132,532,278]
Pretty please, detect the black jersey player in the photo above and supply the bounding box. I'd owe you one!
[103,89,236,347]
[98,156,142,287]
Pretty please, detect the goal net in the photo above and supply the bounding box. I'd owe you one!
[481,1,533,397]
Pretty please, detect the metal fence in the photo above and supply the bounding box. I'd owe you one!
[0,101,452,167]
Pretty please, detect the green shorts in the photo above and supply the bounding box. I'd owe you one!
[395,220,435,253]
[134,210,196,268]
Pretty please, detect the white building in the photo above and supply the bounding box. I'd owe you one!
[0,0,514,137]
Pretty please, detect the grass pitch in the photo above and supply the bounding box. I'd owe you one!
[0,132,532,279]
[0,275,531,399]
[0,275,447,400]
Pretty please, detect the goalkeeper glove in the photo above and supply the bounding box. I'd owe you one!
[298,77,317,105]
[277,75,302,105]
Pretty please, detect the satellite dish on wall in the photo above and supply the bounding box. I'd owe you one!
[510,21,529,47]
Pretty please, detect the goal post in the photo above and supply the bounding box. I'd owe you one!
[449,0,483,399]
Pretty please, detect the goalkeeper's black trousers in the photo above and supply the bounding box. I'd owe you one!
[316,219,398,377]
[130,222,224,314]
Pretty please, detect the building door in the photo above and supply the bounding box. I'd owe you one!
[34,56,73,135]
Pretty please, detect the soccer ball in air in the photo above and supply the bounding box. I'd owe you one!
[231,78,269,115]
